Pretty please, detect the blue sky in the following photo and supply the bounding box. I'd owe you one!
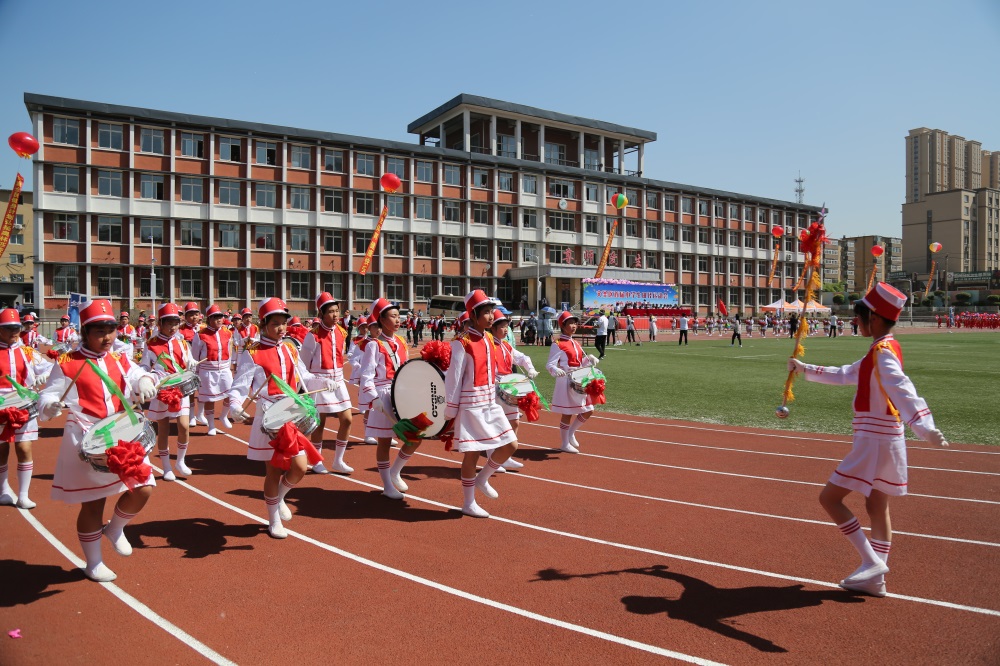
[1,0,997,238]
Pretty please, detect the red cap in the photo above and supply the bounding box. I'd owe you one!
[223,317,231,326]
[205,304,223,318]
[0,308,21,327]
[315,291,336,312]
[80,299,117,327]
[557,311,579,328]
[464,289,492,317]
[21,314,35,324]
[240,307,252,316]
[491,308,508,325]
[356,316,369,327]
[258,297,289,321]
[231,312,242,320]
[370,298,398,324]
[860,282,907,322]
[457,311,469,325]
[184,302,200,314]
[289,316,302,327]
[59,314,70,321]
[119,311,130,319]
[158,303,181,320]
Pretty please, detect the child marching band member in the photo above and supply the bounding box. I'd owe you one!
[134,315,148,360]
[54,314,79,348]
[0,309,41,508]
[177,303,202,423]
[357,316,381,446]
[489,308,537,470]
[233,307,259,351]
[142,303,194,481]
[546,311,600,454]
[116,311,138,358]
[225,298,331,539]
[346,316,369,385]
[19,314,53,349]
[358,298,412,498]
[38,299,159,582]
[440,291,519,518]
[299,293,354,475]
[191,305,235,436]
[788,283,949,597]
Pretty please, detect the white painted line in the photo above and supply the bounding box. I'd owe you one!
[18,508,237,666]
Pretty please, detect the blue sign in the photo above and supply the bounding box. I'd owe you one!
[583,281,678,310]
[68,292,88,331]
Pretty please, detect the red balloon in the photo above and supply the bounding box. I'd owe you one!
[771,225,784,238]
[379,173,401,192]
[871,245,884,258]
[8,132,39,158]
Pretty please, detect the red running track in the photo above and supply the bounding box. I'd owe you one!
[1,404,998,665]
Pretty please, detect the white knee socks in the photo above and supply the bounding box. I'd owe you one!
[264,495,286,538]
[837,517,881,567]
[175,442,191,475]
[0,463,13,503]
[104,505,136,556]
[158,449,175,480]
[79,528,115,581]
[16,461,32,504]
[567,415,587,447]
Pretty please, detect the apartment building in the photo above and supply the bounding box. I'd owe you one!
[0,188,35,309]
[837,235,903,294]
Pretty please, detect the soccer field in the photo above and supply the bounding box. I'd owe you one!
[513,331,1000,446]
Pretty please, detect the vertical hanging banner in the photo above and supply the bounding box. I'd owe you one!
[358,173,402,276]
[0,173,24,258]
[595,193,628,279]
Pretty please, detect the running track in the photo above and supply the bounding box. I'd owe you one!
[2,399,998,664]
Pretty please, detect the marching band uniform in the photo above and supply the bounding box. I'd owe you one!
[38,299,158,582]
[345,316,369,386]
[116,312,138,358]
[490,309,536,471]
[142,303,194,480]
[191,304,235,435]
[19,315,53,349]
[178,302,201,345]
[233,307,260,352]
[547,311,600,453]
[54,315,80,347]
[0,309,40,509]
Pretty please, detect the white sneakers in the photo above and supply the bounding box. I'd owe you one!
[330,461,354,474]
[174,460,192,477]
[839,578,887,598]
[842,561,889,586]
[391,474,409,493]
[462,502,489,518]
[501,458,524,470]
[84,563,117,582]
[103,526,133,557]
[311,462,330,475]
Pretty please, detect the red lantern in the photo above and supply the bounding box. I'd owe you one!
[8,132,39,158]
[871,245,884,258]
[771,225,784,238]
[379,173,401,193]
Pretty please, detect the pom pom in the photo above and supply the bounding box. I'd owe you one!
[584,378,606,405]
[421,340,451,372]
[46,349,60,360]
[156,386,183,412]
[268,421,323,471]
[106,439,152,491]
[0,406,31,443]
[797,221,828,257]
[517,392,541,422]
[288,325,309,343]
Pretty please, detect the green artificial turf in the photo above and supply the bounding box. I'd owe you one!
[513,331,1000,446]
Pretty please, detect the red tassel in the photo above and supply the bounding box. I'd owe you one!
[156,386,183,412]
[438,417,455,451]
[517,392,541,422]
[420,340,451,372]
[106,439,152,491]
[798,222,828,257]
[0,406,31,443]
[585,378,606,406]
[46,349,60,360]
[268,421,323,471]
[288,326,309,343]
[410,412,433,431]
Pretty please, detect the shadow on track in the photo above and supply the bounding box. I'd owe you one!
[183,453,261,477]
[533,564,863,654]
[129,518,261,558]
[0,559,85,605]
[227,487,462,523]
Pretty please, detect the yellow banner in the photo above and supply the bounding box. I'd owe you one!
[0,173,23,258]
[358,204,389,276]
[594,218,618,279]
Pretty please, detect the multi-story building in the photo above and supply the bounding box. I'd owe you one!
[837,235,903,294]
[821,241,842,287]
[903,128,999,283]
[25,92,821,318]
[0,188,36,309]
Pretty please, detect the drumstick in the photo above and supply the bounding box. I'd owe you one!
[58,362,89,403]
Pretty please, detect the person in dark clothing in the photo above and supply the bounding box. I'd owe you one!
[731,314,742,347]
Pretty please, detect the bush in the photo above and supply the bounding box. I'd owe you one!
[955,292,972,304]
[832,293,846,305]
[921,298,933,307]
[934,290,945,297]
[987,294,1000,305]
[848,293,861,302]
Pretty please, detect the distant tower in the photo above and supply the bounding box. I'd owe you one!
[794,172,805,204]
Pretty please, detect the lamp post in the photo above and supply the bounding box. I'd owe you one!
[149,233,156,319]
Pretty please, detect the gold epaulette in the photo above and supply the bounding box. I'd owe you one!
[395,333,407,345]
[58,351,73,365]
[245,340,260,355]
[336,324,347,337]
[22,346,34,361]
[110,351,122,361]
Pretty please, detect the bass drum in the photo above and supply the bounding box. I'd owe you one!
[390,359,447,439]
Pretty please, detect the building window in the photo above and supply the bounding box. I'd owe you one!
[585,215,599,234]
[522,209,538,228]
[139,219,164,244]
[679,226,692,243]
[473,168,490,189]
[289,187,311,210]
[181,177,204,203]
[697,256,708,272]
[219,136,241,162]
[355,192,375,215]
[441,277,462,295]
[355,232,372,255]
[97,267,123,297]
[729,231,740,246]
[219,223,240,249]
[387,195,404,218]
[681,197,693,214]
[386,157,405,178]
[180,269,203,298]
[385,233,404,256]
[385,276,404,302]
[139,173,164,200]
[9,254,23,265]
[681,255,692,271]
[522,174,537,194]
[758,235,769,250]
[97,123,123,150]
[415,198,433,220]
[53,166,80,194]
[97,170,122,197]
[699,201,709,216]
[544,142,566,165]
[624,189,639,207]
[472,239,490,260]
[548,212,575,232]
[53,265,79,295]
[324,149,343,172]
[218,270,241,298]
[322,273,344,300]
[140,128,165,154]
[255,183,276,208]
[323,190,344,213]
[549,244,571,264]
[443,201,461,222]
[414,277,433,301]
[180,221,203,247]
[254,225,276,250]
[288,227,310,252]
[416,160,434,182]
[415,235,433,257]
[498,171,514,192]
[443,237,461,259]
[744,259,754,275]
[323,230,343,253]
[10,232,23,246]
[256,140,278,166]
[219,180,241,206]
[53,117,80,145]
[645,192,658,210]
[582,183,598,202]
[646,222,660,239]
[180,132,204,158]
[254,271,275,299]
[473,204,490,224]
[696,228,708,244]
[356,153,375,176]
[290,145,311,169]
[444,164,462,185]
[548,178,575,198]
[497,205,514,226]
[522,243,539,263]
[355,274,374,301]
[498,241,513,262]
[744,233,754,248]
[288,272,310,300]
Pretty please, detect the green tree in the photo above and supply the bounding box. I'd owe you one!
[832,293,846,305]
[955,292,972,304]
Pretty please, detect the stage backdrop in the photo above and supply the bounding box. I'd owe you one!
[583,279,678,311]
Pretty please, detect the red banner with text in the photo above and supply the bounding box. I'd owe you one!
[0,173,23,258]
[594,218,618,279]
[358,204,389,276]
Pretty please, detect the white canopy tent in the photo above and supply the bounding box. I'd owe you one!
[761,299,793,312]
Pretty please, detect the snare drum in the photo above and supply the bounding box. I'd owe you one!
[569,367,605,394]
[390,359,447,439]
[51,342,72,356]
[496,373,534,406]
[260,395,319,437]
[0,393,40,422]
[79,412,156,473]
[158,370,201,397]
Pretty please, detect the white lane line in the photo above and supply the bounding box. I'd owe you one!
[524,422,999,477]
[17,508,237,666]
[166,452,726,666]
[586,414,1000,456]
